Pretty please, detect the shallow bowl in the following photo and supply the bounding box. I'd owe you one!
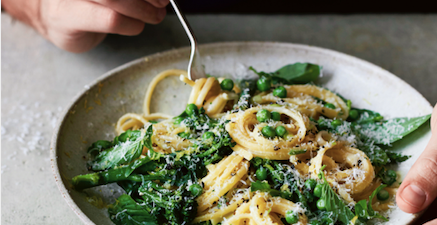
[50,42,433,224]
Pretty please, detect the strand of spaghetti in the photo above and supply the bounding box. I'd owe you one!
[116,113,149,134]
[198,159,249,212]
[180,74,195,86]
[188,78,207,104]
[196,77,217,107]
[116,113,172,134]
[143,69,188,115]
[193,192,249,223]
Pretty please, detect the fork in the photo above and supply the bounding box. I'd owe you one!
[169,0,206,80]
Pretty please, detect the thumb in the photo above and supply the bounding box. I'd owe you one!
[396,104,437,213]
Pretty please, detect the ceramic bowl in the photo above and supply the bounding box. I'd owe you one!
[50,42,433,224]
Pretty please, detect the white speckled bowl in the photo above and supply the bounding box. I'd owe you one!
[50,42,432,225]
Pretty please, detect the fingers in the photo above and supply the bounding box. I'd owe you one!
[61,1,146,35]
[50,32,107,53]
[397,104,437,213]
[91,0,167,24]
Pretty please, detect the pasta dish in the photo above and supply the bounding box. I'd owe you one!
[72,63,430,225]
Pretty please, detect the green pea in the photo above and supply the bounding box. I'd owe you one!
[220,79,234,91]
[377,189,390,201]
[324,103,336,109]
[275,126,287,137]
[305,179,317,191]
[273,86,287,98]
[313,184,323,198]
[256,109,271,122]
[331,119,342,128]
[349,109,359,120]
[261,126,276,138]
[185,103,198,116]
[285,211,299,224]
[316,198,326,210]
[173,116,184,125]
[271,112,281,121]
[189,184,203,197]
[256,166,268,180]
[284,133,294,140]
[202,131,215,140]
[257,77,271,92]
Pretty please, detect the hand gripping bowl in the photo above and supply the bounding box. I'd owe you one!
[50,42,433,224]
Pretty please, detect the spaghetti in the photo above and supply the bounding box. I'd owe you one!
[112,68,398,225]
[73,64,426,225]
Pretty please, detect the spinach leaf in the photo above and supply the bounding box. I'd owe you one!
[357,114,431,145]
[318,167,355,225]
[108,194,157,225]
[87,140,113,157]
[72,157,154,190]
[90,126,154,171]
[250,180,283,197]
[274,63,321,84]
[249,63,321,84]
[355,185,388,222]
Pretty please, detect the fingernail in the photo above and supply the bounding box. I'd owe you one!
[402,184,427,208]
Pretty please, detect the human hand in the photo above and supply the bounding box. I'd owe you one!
[2,0,169,53]
[397,104,437,224]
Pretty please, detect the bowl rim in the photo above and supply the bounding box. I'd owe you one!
[50,41,430,224]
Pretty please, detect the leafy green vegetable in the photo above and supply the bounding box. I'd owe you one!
[108,194,157,225]
[233,79,257,112]
[138,181,197,225]
[354,185,388,222]
[273,63,321,83]
[250,180,283,197]
[249,157,309,206]
[89,127,154,171]
[315,113,429,166]
[358,114,431,145]
[249,63,321,84]
[72,157,155,190]
[377,167,398,186]
[317,166,355,224]
[176,107,235,165]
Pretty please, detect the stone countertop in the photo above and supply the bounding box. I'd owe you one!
[1,13,436,224]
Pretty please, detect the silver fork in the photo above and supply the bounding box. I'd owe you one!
[169,0,206,80]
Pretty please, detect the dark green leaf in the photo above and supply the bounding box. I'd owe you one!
[108,194,157,225]
[273,63,321,84]
[87,140,113,157]
[90,128,153,171]
[318,167,355,224]
[72,157,153,190]
[250,63,321,84]
[357,114,431,145]
[250,180,282,197]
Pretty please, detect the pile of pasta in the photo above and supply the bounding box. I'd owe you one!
[115,70,396,224]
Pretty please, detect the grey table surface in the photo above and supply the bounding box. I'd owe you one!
[2,13,437,224]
